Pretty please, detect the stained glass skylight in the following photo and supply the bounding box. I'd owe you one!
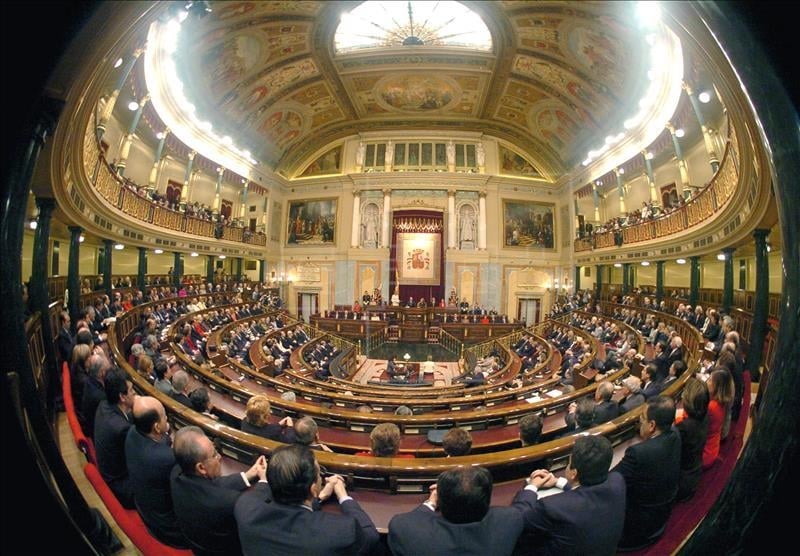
[335,1,493,53]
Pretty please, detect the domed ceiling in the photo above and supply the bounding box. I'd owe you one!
[173,1,648,178]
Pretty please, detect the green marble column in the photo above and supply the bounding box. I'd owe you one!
[259,259,266,284]
[595,264,603,301]
[206,255,215,286]
[574,266,581,292]
[102,239,113,297]
[173,252,182,288]
[137,246,147,292]
[689,256,700,307]
[745,230,769,378]
[656,261,665,304]
[236,257,243,282]
[622,263,631,295]
[31,197,59,411]
[722,247,735,313]
[67,226,82,329]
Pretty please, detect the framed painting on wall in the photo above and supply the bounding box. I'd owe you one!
[503,200,555,249]
[286,198,337,245]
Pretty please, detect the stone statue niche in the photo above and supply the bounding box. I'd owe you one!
[361,202,381,248]
[458,203,477,250]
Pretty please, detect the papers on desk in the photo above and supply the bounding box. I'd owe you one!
[525,395,543,404]
[545,389,563,398]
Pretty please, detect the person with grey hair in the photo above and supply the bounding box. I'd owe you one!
[593,380,620,424]
[81,353,111,438]
[294,416,333,452]
[394,405,413,416]
[170,426,266,556]
[170,370,192,408]
[280,391,297,403]
[619,375,645,413]
[129,343,144,369]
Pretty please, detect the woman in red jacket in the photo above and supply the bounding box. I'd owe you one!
[702,369,734,468]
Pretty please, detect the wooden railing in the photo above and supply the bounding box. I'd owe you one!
[575,130,739,252]
[83,131,266,247]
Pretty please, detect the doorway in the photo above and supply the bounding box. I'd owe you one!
[517,298,541,326]
[297,293,318,323]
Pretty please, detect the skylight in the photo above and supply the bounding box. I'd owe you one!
[335,1,492,53]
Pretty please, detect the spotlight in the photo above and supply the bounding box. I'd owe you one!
[156,132,165,140]
[154,248,164,254]
[128,101,139,111]
[114,243,124,250]
[641,261,650,266]
[614,263,623,268]
[218,255,226,259]
[716,253,727,261]
[676,258,686,264]
[79,235,85,243]
[645,152,654,160]
[675,128,685,138]
[766,244,772,253]
[618,168,625,175]
[190,252,198,257]
[114,57,123,68]
[29,221,37,230]
[698,91,712,103]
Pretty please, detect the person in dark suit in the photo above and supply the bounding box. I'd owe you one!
[93,368,136,508]
[592,381,620,424]
[612,395,682,550]
[81,354,109,439]
[240,395,296,443]
[517,435,626,556]
[388,465,538,556]
[235,444,380,556]
[57,311,74,363]
[674,378,709,502]
[640,364,664,400]
[171,426,267,556]
[562,398,596,436]
[125,396,188,549]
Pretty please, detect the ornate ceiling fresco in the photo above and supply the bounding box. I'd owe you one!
[174,1,647,179]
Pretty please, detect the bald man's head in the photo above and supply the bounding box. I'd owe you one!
[132,396,168,438]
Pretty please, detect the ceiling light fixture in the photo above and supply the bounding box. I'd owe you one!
[675,128,685,138]
[614,263,623,268]
[114,57,123,68]
[128,101,139,111]
[29,221,37,230]
[190,252,198,257]
[717,253,727,261]
[79,235,85,243]
[641,261,650,266]
[698,91,712,103]
[154,248,164,254]
[114,243,124,250]
[676,258,686,264]
[156,131,165,140]
[218,255,226,259]
[646,152,655,160]
[766,244,772,253]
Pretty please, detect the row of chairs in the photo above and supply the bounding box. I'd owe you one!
[61,362,191,556]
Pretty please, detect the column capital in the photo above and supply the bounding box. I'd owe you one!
[132,47,145,58]
[690,255,700,262]
[217,166,225,176]
[103,238,113,247]
[352,189,361,197]
[722,246,736,255]
[448,189,456,196]
[478,190,487,198]
[139,94,151,106]
[656,260,665,267]
[34,196,56,214]
[753,228,770,240]
[138,246,147,252]
[188,150,197,161]
[68,225,83,235]
[665,122,676,133]
[681,81,694,95]
[382,188,391,196]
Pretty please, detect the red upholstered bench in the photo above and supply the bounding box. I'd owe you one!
[83,463,192,556]
[62,362,96,464]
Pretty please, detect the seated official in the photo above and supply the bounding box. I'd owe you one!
[388,466,538,556]
[355,423,414,458]
[613,395,681,550]
[442,427,472,457]
[171,426,267,556]
[562,398,596,436]
[241,395,296,444]
[517,435,626,556]
[234,445,380,556]
[519,413,543,447]
[93,368,136,508]
[125,396,188,548]
[294,416,333,452]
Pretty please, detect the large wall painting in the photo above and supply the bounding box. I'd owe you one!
[499,145,542,177]
[397,232,441,286]
[286,198,336,245]
[299,146,342,177]
[503,200,555,249]
[376,74,459,112]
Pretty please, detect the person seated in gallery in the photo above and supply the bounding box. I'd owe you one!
[386,355,399,379]
[353,300,362,313]
[417,297,428,308]
[406,296,415,308]
[362,290,372,305]
[459,298,470,313]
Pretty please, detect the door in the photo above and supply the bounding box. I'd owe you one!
[298,293,318,323]
[517,298,541,326]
